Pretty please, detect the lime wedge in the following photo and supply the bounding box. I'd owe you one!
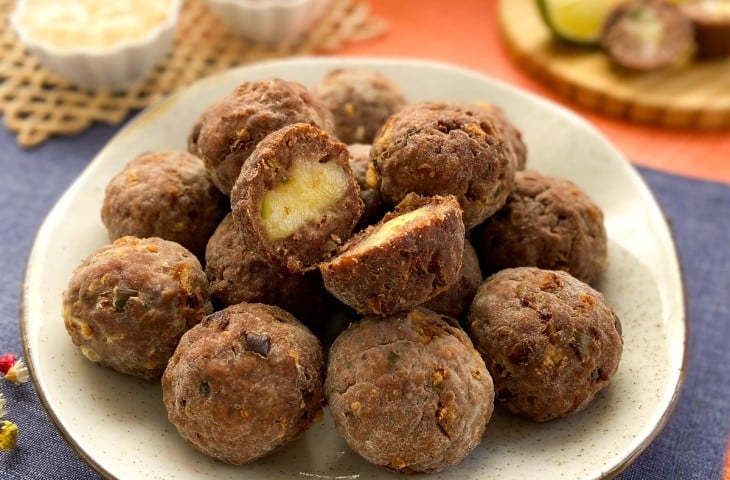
[537,0,624,45]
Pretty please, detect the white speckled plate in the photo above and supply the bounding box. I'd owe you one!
[22,57,686,480]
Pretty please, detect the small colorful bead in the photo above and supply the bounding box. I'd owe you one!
[0,354,17,375]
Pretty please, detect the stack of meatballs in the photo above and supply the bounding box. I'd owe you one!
[61,68,623,473]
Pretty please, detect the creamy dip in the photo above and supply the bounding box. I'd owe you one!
[16,0,175,50]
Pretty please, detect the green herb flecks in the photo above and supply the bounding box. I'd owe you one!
[569,330,593,363]
[112,287,138,313]
[244,332,271,358]
[387,351,400,364]
[199,380,210,396]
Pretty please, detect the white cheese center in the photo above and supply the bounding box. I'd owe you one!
[260,159,349,240]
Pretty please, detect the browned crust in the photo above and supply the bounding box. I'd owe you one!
[101,150,228,260]
[467,267,623,421]
[61,236,212,379]
[325,308,494,473]
[162,302,325,465]
[347,142,386,229]
[369,101,515,229]
[471,170,607,284]
[313,68,407,144]
[230,123,364,274]
[190,78,335,195]
[204,213,332,329]
[319,194,465,315]
[472,101,527,170]
[423,238,483,321]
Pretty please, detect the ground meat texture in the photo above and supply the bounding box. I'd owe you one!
[467,267,623,422]
[189,78,335,195]
[205,213,332,329]
[319,194,465,315]
[369,101,515,229]
[162,302,325,465]
[347,143,386,229]
[471,170,608,284]
[62,236,212,379]
[326,308,494,473]
[472,101,527,170]
[423,238,482,322]
[101,151,228,259]
[231,123,363,274]
[600,0,694,72]
[313,68,407,144]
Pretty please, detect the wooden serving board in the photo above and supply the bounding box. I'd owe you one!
[498,0,730,129]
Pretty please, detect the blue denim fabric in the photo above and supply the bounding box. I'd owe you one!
[617,168,730,480]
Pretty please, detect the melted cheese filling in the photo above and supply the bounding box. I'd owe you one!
[260,159,349,240]
[345,208,429,256]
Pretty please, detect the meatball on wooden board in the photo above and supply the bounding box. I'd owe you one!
[500,0,730,129]
[22,58,685,480]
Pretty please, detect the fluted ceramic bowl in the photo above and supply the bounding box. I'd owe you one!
[10,0,182,91]
[205,0,332,44]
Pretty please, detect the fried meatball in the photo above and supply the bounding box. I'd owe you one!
[190,78,335,195]
[320,194,465,315]
[600,0,694,72]
[471,170,608,284]
[231,123,364,274]
[473,101,527,170]
[369,102,515,229]
[347,143,386,229]
[62,236,212,379]
[313,68,407,144]
[467,267,623,421]
[423,238,482,321]
[162,302,325,465]
[101,151,228,259]
[326,308,494,473]
[205,213,331,329]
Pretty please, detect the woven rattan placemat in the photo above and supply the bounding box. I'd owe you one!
[0,0,387,148]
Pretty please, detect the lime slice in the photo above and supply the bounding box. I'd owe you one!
[537,0,624,45]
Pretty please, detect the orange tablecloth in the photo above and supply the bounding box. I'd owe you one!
[336,0,730,185]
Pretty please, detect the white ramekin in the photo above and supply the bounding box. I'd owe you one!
[9,0,182,91]
[205,0,332,44]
